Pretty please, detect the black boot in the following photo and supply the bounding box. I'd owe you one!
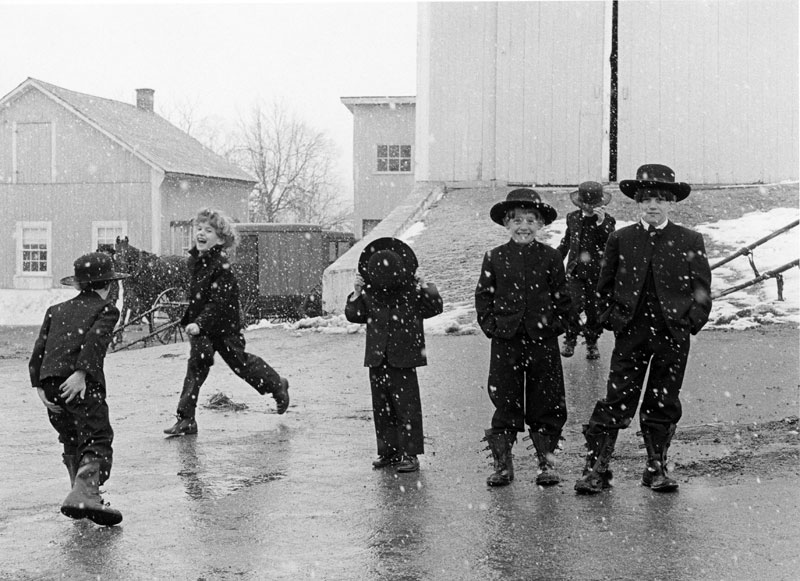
[641,423,679,492]
[526,430,561,486]
[483,430,516,487]
[62,453,79,488]
[61,459,123,526]
[272,377,290,414]
[574,424,618,495]
[560,339,576,358]
[164,416,198,436]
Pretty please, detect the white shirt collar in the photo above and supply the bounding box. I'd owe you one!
[640,219,669,230]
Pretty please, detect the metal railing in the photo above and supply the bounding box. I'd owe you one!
[710,220,799,300]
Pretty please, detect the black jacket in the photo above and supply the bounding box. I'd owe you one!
[475,240,571,340]
[345,282,443,368]
[598,221,712,339]
[180,245,241,336]
[29,291,120,388]
[556,210,616,280]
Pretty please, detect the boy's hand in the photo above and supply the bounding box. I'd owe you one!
[416,274,428,288]
[354,274,365,295]
[186,323,201,336]
[60,370,87,404]
[594,206,606,224]
[37,387,63,414]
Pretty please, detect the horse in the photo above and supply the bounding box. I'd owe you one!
[114,237,190,332]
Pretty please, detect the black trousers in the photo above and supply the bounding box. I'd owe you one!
[564,276,603,344]
[369,361,424,457]
[177,334,282,419]
[487,332,567,435]
[42,376,114,485]
[588,313,689,432]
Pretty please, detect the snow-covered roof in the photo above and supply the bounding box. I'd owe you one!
[1,78,256,184]
[340,96,415,113]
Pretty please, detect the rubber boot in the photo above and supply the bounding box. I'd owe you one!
[164,416,198,436]
[483,430,516,487]
[641,423,679,492]
[62,453,79,488]
[61,460,123,526]
[272,377,290,414]
[574,425,619,495]
[526,430,561,486]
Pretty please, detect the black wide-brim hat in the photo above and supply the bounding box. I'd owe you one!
[490,188,557,225]
[619,164,691,201]
[60,252,130,286]
[358,237,418,288]
[570,181,613,208]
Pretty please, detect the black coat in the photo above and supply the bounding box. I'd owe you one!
[345,282,443,368]
[598,221,712,339]
[29,290,120,388]
[556,210,616,280]
[180,245,241,336]
[475,240,571,340]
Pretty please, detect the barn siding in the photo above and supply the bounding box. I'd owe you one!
[418,0,797,185]
[0,182,151,287]
[617,0,798,184]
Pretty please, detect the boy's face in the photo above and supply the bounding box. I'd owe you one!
[195,221,223,253]
[504,208,543,244]
[636,189,674,226]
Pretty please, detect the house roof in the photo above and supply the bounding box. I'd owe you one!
[340,96,416,113]
[2,78,256,184]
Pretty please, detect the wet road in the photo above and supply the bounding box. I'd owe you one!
[1,328,798,580]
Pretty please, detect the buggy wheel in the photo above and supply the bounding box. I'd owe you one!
[149,287,187,344]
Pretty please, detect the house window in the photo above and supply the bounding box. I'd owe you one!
[376,145,412,173]
[15,122,54,183]
[14,222,53,289]
[92,221,127,253]
[170,221,193,256]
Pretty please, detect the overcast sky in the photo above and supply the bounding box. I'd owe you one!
[0,1,418,200]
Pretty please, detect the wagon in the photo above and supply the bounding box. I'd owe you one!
[111,287,188,351]
[233,223,354,323]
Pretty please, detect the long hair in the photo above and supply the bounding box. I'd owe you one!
[194,208,238,250]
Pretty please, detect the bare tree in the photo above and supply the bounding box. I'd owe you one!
[234,100,350,228]
[160,97,238,161]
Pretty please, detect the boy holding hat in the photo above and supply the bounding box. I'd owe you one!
[29,252,129,526]
[556,181,616,359]
[574,164,712,495]
[475,189,571,487]
[345,237,443,473]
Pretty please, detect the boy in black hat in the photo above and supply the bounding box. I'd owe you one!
[30,252,130,526]
[574,164,712,495]
[164,208,290,436]
[475,189,571,487]
[345,237,443,473]
[556,181,616,359]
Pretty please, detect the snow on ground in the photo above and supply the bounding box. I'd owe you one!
[274,206,800,336]
[2,209,798,333]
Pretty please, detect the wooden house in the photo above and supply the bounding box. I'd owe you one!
[340,96,416,239]
[0,77,256,291]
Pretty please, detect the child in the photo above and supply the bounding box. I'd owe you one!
[163,208,290,436]
[475,188,571,487]
[556,181,616,359]
[345,237,443,473]
[574,164,712,495]
[30,252,129,526]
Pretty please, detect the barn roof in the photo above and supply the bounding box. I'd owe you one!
[2,78,256,184]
